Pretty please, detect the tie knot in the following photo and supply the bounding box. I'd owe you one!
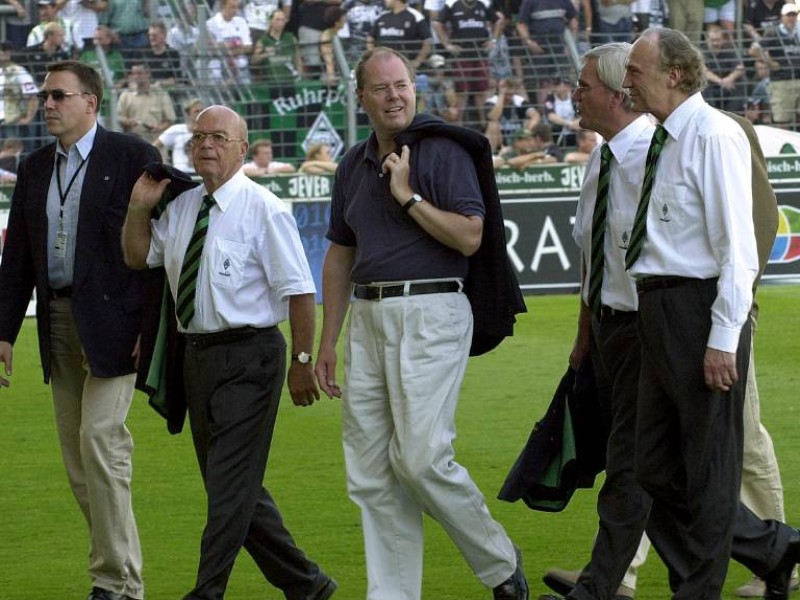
[600,143,612,165]
[202,194,215,210]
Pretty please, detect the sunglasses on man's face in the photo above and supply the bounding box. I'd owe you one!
[37,89,88,102]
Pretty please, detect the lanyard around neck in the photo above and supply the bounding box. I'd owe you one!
[56,153,89,214]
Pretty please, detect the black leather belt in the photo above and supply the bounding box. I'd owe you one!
[50,286,73,299]
[599,305,636,319]
[183,326,273,350]
[353,281,461,301]
[636,276,709,294]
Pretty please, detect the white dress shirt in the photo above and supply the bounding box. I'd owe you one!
[573,115,654,312]
[627,93,758,353]
[147,169,316,333]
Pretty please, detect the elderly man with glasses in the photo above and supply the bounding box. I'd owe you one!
[122,104,337,600]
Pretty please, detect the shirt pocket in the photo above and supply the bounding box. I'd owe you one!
[210,238,250,290]
[650,182,687,229]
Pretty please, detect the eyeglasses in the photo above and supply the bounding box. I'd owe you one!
[189,132,246,146]
[573,82,608,95]
[37,89,88,102]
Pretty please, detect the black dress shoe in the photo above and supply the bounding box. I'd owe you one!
[85,587,136,600]
[494,547,529,600]
[764,529,800,600]
[308,576,337,600]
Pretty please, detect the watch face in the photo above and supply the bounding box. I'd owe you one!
[296,352,312,364]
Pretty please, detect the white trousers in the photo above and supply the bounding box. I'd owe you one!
[49,299,143,598]
[342,291,516,600]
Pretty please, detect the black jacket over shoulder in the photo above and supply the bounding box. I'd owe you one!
[394,114,527,356]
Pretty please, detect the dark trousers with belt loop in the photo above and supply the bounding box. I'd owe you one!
[634,276,751,599]
[181,327,325,600]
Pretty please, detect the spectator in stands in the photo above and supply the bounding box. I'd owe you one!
[297,0,335,78]
[543,76,580,147]
[154,97,204,173]
[564,128,598,164]
[500,125,562,168]
[55,0,107,50]
[341,0,383,63]
[516,0,578,105]
[104,0,149,53]
[704,0,737,39]
[432,0,502,128]
[596,0,634,43]
[79,25,126,88]
[2,0,37,49]
[485,77,540,151]
[744,97,771,125]
[703,25,746,113]
[244,0,293,40]
[320,5,346,85]
[167,0,200,54]
[530,121,563,160]
[749,58,772,113]
[252,8,302,92]
[0,137,24,174]
[417,53,460,123]
[666,0,703,43]
[299,141,338,173]
[206,0,254,85]
[495,0,529,84]
[570,0,593,48]
[25,21,71,83]
[368,0,432,69]
[166,0,200,83]
[26,0,79,55]
[758,2,800,128]
[631,0,668,32]
[744,0,785,46]
[0,42,39,151]
[243,138,297,175]
[116,62,176,143]
[137,21,182,88]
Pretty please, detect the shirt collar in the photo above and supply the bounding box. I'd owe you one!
[606,114,653,164]
[56,122,97,161]
[661,92,704,143]
[201,169,248,213]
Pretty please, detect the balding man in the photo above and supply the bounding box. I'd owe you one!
[122,105,337,600]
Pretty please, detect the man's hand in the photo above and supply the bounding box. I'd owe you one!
[0,341,13,389]
[704,347,738,392]
[288,362,321,406]
[382,145,413,206]
[130,171,170,213]
[315,346,342,399]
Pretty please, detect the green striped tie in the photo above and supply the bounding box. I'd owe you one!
[176,194,215,329]
[588,143,613,319]
[625,125,668,270]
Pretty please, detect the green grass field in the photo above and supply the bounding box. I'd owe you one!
[0,287,798,599]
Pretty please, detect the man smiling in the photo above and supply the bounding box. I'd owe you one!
[315,46,527,600]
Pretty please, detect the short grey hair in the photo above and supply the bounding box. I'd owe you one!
[582,42,631,93]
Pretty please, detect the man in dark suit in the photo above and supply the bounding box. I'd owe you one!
[0,60,161,600]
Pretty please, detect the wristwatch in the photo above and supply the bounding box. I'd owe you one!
[403,193,422,212]
[292,352,312,364]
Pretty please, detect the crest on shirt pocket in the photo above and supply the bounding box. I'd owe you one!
[211,239,248,289]
[619,229,630,250]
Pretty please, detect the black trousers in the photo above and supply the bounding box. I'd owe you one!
[572,312,651,600]
[635,278,772,599]
[182,327,325,600]
[571,295,793,600]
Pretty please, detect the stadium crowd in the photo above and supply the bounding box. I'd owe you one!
[0,0,798,165]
